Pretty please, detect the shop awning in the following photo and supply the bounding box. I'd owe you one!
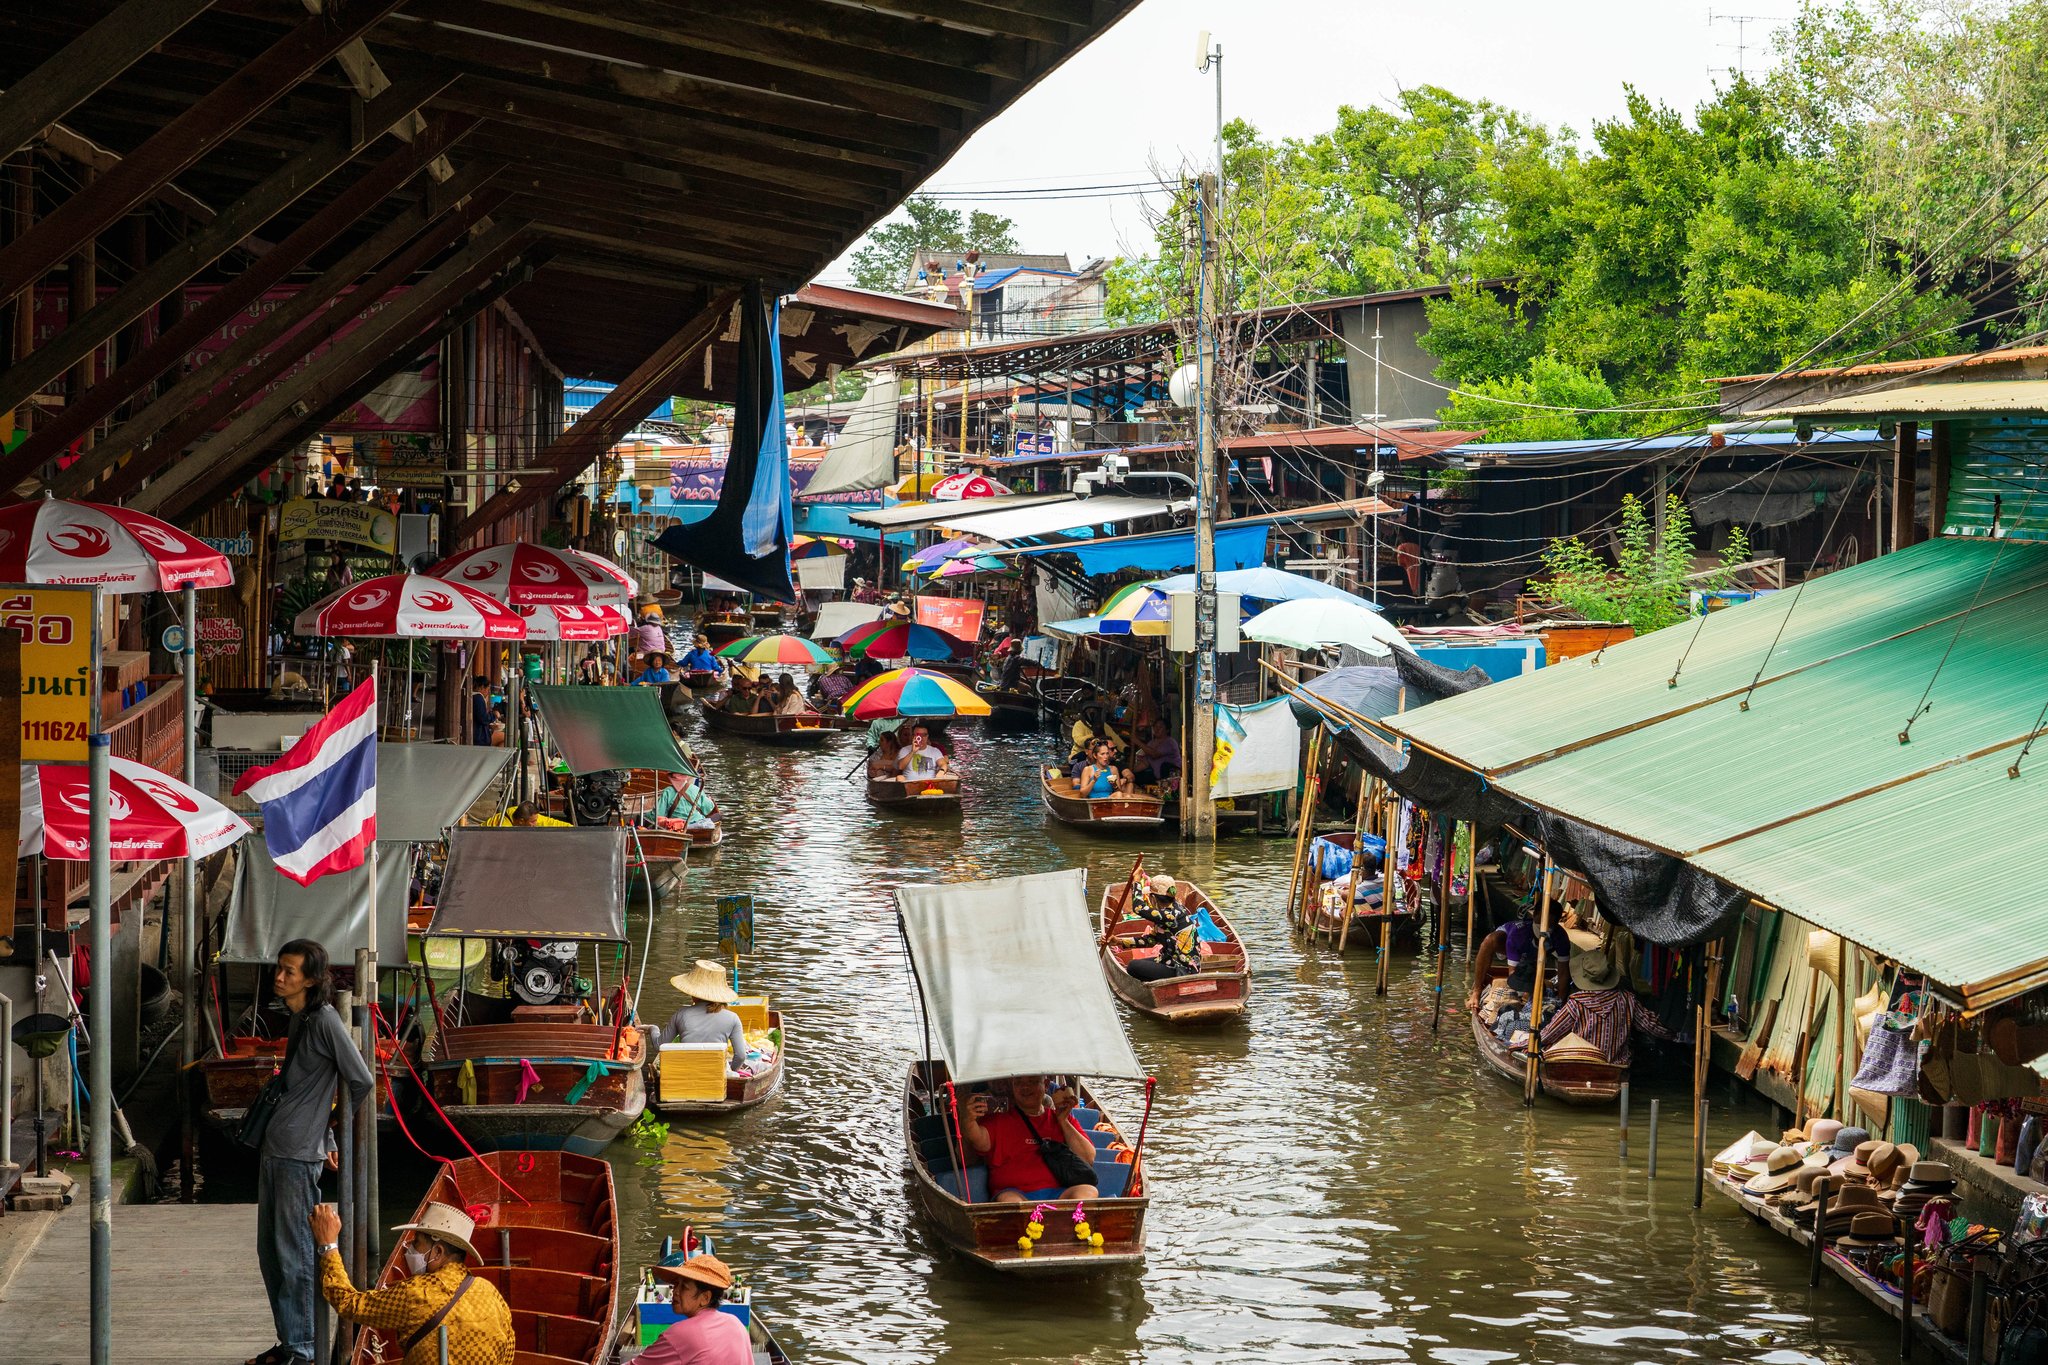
[1755,378,2048,421]
[376,744,515,841]
[848,493,1068,532]
[530,685,691,775]
[811,601,886,640]
[220,842,415,966]
[429,827,627,941]
[931,495,1173,542]
[896,869,1144,1084]
[1014,522,1267,574]
[1384,537,2048,1007]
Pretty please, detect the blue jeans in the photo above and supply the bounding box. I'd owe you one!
[256,1155,324,1360]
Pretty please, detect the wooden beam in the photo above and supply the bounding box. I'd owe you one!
[1928,420,1951,539]
[0,136,484,490]
[834,0,1074,43]
[529,225,802,284]
[66,185,510,502]
[129,217,535,514]
[507,201,815,275]
[1891,420,1918,553]
[0,0,221,160]
[454,289,735,543]
[0,75,457,418]
[38,123,217,223]
[615,0,1017,77]
[0,0,410,307]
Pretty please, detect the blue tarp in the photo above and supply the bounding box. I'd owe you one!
[1020,523,1267,575]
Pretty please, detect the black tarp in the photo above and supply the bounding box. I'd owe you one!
[429,826,626,940]
[651,281,796,602]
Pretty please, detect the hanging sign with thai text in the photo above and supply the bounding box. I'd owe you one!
[279,498,398,555]
[2,585,98,762]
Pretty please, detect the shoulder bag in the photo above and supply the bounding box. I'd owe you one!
[403,1274,475,1353]
[1023,1105,1098,1190]
[236,1018,303,1151]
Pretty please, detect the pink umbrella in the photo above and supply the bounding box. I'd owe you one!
[0,497,232,591]
[431,543,636,606]
[926,472,1003,501]
[510,603,631,642]
[293,572,526,640]
[20,756,249,861]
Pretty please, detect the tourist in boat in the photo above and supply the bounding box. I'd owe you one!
[896,724,950,780]
[1077,739,1134,799]
[813,662,854,709]
[308,1201,514,1365]
[635,1255,751,1365]
[654,769,718,831]
[960,1075,1100,1203]
[677,634,725,676]
[869,727,904,778]
[1132,725,1183,791]
[656,961,752,1071]
[1537,935,1677,1066]
[773,674,814,715]
[1122,873,1201,982]
[250,939,373,1365]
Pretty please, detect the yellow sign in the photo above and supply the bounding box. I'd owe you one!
[279,498,398,555]
[1,587,97,763]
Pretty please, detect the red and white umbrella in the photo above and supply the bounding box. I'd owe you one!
[294,572,526,640]
[21,756,250,861]
[926,472,1004,501]
[430,544,636,606]
[510,603,631,642]
[0,497,233,592]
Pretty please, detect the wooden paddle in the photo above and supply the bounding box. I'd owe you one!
[1101,854,1145,946]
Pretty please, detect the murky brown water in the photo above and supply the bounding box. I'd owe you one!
[599,709,1902,1365]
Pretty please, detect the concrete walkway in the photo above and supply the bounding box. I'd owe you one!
[0,1202,274,1363]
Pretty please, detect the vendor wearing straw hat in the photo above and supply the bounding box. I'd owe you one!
[636,1254,750,1365]
[309,1201,514,1364]
[656,960,749,1068]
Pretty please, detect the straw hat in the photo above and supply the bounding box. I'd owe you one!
[1145,874,1177,897]
[1563,923,1606,953]
[392,1203,482,1263]
[1782,1166,1833,1208]
[1836,1211,1902,1250]
[1545,1031,1608,1065]
[1569,946,1623,993]
[1889,1143,1922,1186]
[1742,1146,1805,1196]
[1807,1118,1844,1150]
[670,960,738,1005]
[650,1254,733,1292]
[1807,929,1843,980]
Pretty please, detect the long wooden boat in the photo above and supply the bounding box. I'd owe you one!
[1040,769,1164,831]
[351,1150,618,1365]
[701,698,835,746]
[1097,878,1250,1024]
[697,612,750,646]
[419,1020,647,1156]
[1302,831,1417,941]
[680,668,724,692]
[649,1009,785,1116]
[974,680,1039,726]
[903,1062,1147,1274]
[1470,1003,1627,1105]
[199,1033,407,1136]
[1033,675,1095,717]
[866,771,962,815]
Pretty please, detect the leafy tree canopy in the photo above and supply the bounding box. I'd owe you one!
[847,196,1020,293]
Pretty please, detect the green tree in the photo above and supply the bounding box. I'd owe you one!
[847,196,1020,292]
[1441,356,1628,442]
[1530,493,1751,634]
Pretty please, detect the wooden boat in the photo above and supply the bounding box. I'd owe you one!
[1469,993,1627,1105]
[974,679,1039,726]
[701,698,834,745]
[351,1150,618,1365]
[1097,878,1250,1024]
[199,1032,407,1136]
[649,1009,785,1116]
[1033,675,1095,717]
[419,1019,648,1156]
[903,1062,1147,1274]
[1040,769,1165,831]
[697,612,749,646]
[680,668,724,692]
[630,1230,790,1364]
[865,771,962,815]
[1302,831,1415,942]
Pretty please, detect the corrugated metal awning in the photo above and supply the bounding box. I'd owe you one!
[1385,537,2048,1007]
[931,494,1173,542]
[847,493,1068,531]
[1757,378,2048,420]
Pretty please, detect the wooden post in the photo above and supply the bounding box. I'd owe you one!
[1694,941,1723,1208]
[1791,966,1819,1134]
[1283,727,1322,927]
[1464,827,1479,958]
[1375,800,1397,996]
[1929,421,1952,541]
[1892,421,1919,552]
[1431,821,1456,1032]
[1333,769,1371,950]
[1837,936,1852,1122]
[1523,859,1552,1105]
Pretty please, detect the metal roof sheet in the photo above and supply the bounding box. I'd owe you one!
[1756,379,2048,420]
[932,494,1173,541]
[1385,537,2048,1004]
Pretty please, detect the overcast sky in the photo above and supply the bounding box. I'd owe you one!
[821,0,1778,282]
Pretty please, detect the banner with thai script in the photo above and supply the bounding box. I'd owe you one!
[278,498,398,555]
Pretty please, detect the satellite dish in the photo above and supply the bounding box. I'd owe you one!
[1167,362,1201,410]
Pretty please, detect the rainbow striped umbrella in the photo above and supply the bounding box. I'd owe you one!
[790,535,851,560]
[837,620,970,661]
[841,667,991,720]
[1095,583,1173,636]
[716,633,834,666]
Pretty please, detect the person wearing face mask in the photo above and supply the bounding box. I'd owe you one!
[310,1201,514,1364]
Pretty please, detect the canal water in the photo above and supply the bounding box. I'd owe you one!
[609,711,1903,1365]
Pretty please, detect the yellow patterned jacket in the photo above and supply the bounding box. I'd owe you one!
[319,1250,515,1365]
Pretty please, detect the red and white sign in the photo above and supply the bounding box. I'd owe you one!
[431,544,636,607]
[21,756,250,862]
[0,499,234,591]
[926,472,1003,501]
[913,595,985,641]
[294,572,526,640]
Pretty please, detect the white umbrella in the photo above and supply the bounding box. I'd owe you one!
[1243,598,1413,657]
[21,756,250,861]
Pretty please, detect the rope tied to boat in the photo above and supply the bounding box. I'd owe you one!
[371,1004,531,1205]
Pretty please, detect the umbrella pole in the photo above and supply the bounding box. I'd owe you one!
[179,583,199,1203]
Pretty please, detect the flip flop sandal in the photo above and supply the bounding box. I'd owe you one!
[242,1345,292,1365]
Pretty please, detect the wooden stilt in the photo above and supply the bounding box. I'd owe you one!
[1431,821,1457,1032]
[1283,728,1323,928]
[1465,827,1479,958]
[1837,937,1852,1122]
[1524,858,1552,1105]
[1333,769,1371,951]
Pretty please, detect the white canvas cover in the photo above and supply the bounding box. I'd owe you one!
[931,495,1171,542]
[1213,697,1301,798]
[811,600,885,640]
[896,868,1145,1084]
[799,377,900,497]
[795,555,847,590]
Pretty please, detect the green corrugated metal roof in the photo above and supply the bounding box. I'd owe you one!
[1388,537,2048,1005]
[1946,416,2048,542]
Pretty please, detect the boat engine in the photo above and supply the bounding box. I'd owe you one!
[571,769,625,824]
[500,939,582,1006]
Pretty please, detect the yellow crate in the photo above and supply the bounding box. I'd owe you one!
[658,1044,728,1102]
[731,996,771,1033]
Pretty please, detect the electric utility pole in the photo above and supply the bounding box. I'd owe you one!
[1186,169,1222,842]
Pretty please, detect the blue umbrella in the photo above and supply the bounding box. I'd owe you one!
[1149,565,1376,609]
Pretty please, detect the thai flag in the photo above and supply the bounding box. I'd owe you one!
[233,678,377,885]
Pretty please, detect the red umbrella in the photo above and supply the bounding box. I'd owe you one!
[510,603,631,642]
[20,756,250,861]
[431,543,636,606]
[927,472,1003,501]
[0,497,232,591]
[294,572,525,639]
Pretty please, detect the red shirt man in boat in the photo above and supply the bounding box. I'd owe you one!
[634,1254,751,1365]
[959,1075,1100,1203]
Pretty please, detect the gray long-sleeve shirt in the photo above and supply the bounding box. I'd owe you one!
[261,1002,375,1164]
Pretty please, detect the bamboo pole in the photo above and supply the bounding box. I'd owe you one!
[1790,966,1819,1133]
[1333,769,1371,951]
[1431,821,1456,1032]
[1693,939,1723,1208]
[1283,727,1323,928]
[1524,858,1552,1105]
[1837,936,1852,1123]
[1465,829,1479,959]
